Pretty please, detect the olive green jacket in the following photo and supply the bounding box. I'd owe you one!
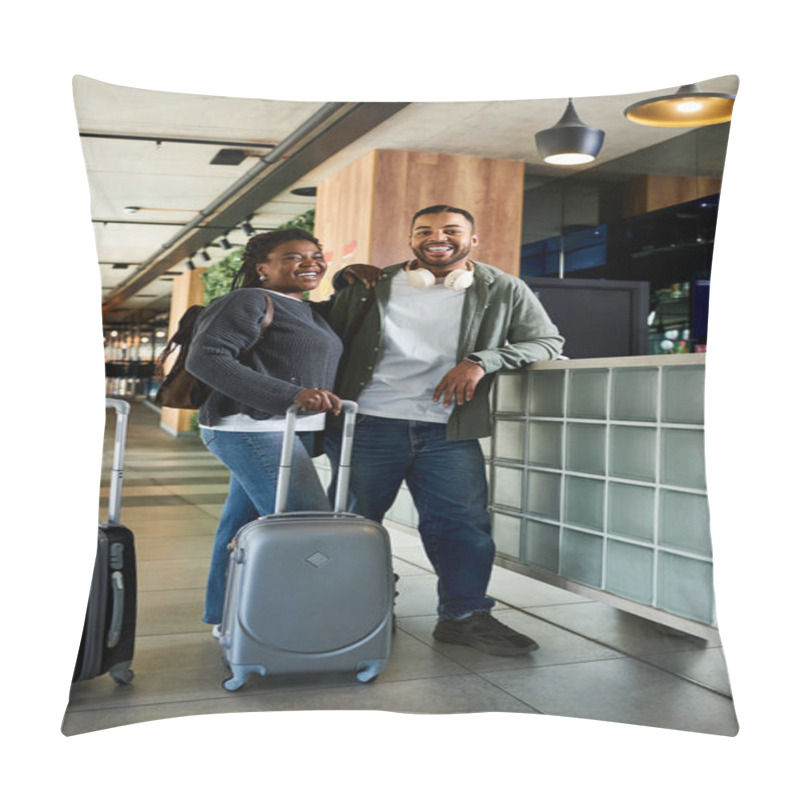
[326,260,565,440]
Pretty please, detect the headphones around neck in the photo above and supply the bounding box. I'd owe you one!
[404,261,474,290]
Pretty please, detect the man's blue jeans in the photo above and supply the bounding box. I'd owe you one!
[200,428,329,624]
[326,414,495,620]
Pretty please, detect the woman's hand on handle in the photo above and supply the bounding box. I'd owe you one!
[293,389,342,415]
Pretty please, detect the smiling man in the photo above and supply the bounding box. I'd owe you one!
[326,205,565,657]
[411,208,477,270]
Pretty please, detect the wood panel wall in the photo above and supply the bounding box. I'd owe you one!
[625,175,723,216]
[313,150,377,299]
[312,149,525,298]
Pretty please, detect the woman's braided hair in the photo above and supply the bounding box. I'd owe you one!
[230,228,323,291]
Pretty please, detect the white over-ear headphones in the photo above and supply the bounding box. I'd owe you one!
[405,262,474,290]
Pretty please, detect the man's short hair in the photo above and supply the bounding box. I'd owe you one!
[411,205,475,232]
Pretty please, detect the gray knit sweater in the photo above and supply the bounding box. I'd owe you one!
[186,288,343,427]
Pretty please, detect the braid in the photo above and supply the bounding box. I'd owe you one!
[230,228,322,291]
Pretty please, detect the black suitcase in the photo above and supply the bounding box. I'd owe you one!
[72,398,137,685]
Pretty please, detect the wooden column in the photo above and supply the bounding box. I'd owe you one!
[312,149,525,297]
[160,267,206,436]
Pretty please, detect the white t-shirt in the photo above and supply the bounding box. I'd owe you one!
[357,271,466,423]
[201,412,325,432]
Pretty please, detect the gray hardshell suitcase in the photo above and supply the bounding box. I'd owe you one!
[219,401,393,691]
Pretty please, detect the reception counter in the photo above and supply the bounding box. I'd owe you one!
[318,353,716,641]
[489,353,716,639]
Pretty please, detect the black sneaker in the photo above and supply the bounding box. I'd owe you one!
[433,611,539,656]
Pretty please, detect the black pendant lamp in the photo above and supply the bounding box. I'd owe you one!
[535,99,605,165]
[624,83,735,127]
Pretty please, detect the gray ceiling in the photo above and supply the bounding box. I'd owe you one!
[73,74,739,326]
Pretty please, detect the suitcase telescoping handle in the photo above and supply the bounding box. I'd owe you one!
[105,398,130,524]
[275,400,358,515]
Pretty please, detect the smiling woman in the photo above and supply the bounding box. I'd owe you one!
[254,240,329,299]
[183,228,345,632]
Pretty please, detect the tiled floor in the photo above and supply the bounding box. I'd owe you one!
[62,401,739,737]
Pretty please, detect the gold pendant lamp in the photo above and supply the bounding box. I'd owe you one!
[624,83,735,127]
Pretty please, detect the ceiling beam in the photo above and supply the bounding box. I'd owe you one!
[102,101,410,313]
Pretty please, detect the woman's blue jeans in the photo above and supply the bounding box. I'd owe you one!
[326,414,495,620]
[200,428,329,624]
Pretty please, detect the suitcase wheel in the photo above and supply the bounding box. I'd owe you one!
[356,659,385,683]
[109,663,134,685]
[222,664,267,692]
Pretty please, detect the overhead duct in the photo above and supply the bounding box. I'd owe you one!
[103,101,409,313]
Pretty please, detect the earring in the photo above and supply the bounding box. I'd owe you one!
[259,273,268,282]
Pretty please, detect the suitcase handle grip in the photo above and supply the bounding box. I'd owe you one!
[106,570,124,648]
[263,510,361,521]
[275,400,357,515]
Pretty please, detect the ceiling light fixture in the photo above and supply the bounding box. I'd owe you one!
[242,219,256,237]
[187,256,196,270]
[200,250,212,262]
[624,83,735,127]
[210,148,248,166]
[535,99,605,166]
[220,235,233,250]
[291,186,317,197]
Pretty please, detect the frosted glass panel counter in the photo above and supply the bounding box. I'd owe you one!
[490,354,717,638]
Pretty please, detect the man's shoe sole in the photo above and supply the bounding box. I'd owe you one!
[432,628,539,657]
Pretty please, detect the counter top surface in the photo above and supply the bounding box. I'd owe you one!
[525,353,706,370]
